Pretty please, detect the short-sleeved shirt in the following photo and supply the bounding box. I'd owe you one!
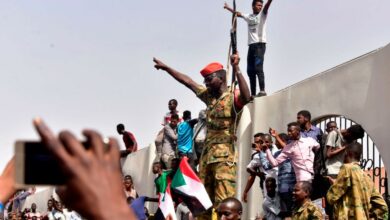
[326,162,389,219]
[241,12,267,45]
[196,86,243,164]
[123,131,138,152]
[325,130,345,175]
[292,200,323,220]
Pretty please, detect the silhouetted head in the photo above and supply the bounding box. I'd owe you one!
[183,110,191,121]
[344,124,365,143]
[344,142,363,163]
[117,123,125,135]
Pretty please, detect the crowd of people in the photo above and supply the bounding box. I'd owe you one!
[0,0,388,220]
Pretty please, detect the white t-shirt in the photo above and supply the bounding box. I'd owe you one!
[241,11,268,45]
[325,130,345,175]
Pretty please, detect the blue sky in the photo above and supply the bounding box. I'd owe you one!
[0,0,389,169]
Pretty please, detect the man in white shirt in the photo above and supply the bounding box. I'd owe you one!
[224,0,274,96]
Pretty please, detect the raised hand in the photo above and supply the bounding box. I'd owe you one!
[153,57,169,71]
[230,53,240,66]
[269,127,278,137]
[33,118,136,220]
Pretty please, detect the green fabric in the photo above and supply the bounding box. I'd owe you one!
[155,170,172,193]
[171,168,186,188]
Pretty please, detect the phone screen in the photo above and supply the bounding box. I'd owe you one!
[24,142,65,185]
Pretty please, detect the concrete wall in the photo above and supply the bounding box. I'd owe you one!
[122,143,159,212]
[238,43,390,219]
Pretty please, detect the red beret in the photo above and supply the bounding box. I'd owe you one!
[200,62,224,77]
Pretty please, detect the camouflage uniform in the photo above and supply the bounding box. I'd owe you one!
[326,162,389,220]
[292,200,323,220]
[196,86,242,220]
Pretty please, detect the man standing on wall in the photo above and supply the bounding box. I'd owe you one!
[224,0,274,97]
[153,53,251,219]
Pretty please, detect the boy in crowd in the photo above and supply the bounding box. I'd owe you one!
[325,123,365,178]
[155,99,182,160]
[224,0,274,96]
[162,99,181,126]
[177,110,198,168]
[269,132,296,218]
[259,134,279,192]
[216,198,243,220]
[292,181,323,220]
[116,123,138,157]
[123,175,138,200]
[242,133,263,202]
[161,114,179,169]
[262,177,282,220]
[326,142,388,219]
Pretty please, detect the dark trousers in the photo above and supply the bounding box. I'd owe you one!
[247,42,266,95]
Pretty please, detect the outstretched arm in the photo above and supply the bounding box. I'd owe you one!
[224,2,242,17]
[153,58,201,94]
[263,0,273,14]
[231,54,251,105]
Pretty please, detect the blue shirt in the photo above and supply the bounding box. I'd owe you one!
[300,125,323,143]
[177,121,193,153]
[274,151,296,193]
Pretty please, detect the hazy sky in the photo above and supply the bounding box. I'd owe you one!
[1,0,389,169]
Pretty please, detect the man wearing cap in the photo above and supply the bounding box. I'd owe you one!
[153,54,251,219]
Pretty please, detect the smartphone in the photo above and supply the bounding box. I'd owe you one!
[15,140,90,186]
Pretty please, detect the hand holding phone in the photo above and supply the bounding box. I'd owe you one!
[19,118,136,220]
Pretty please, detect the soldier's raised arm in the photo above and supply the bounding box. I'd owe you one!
[153,57,201,93]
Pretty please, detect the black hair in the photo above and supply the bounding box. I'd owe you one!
[263,133,272,140]
[265,177,276,187]
[117,123,125,131]
[171,114,179,120]
[183,110,191,120]
[252,0,263,7]
[220,197,243,213]
[346,142,363,161]
[169,99,178,105]
[347,124,365,140]
[278,133,289,142]
[287,122,300,129]
[299,181,312,197]
[124,175,132,180]
[297,110,311,121]
[326,121,337,129]
[254,132,264,138]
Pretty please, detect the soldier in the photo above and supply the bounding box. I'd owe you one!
[291,181,323,220]
[153,54,251,219]
[326,142,388,219]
